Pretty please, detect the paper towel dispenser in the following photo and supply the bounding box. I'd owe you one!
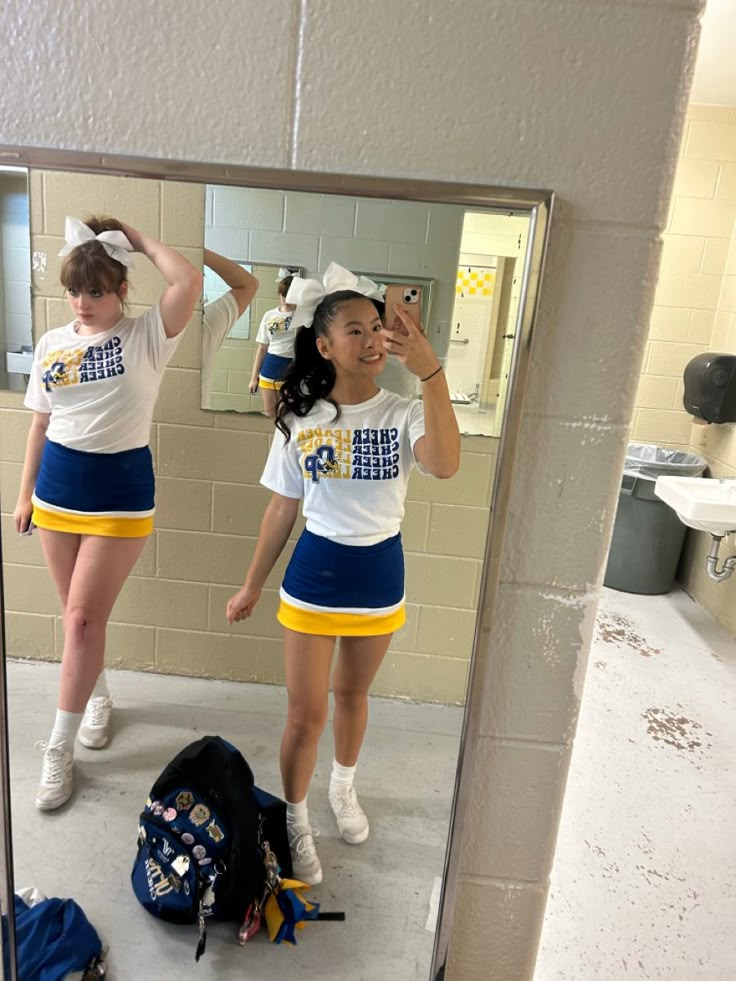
[683,352,736,424]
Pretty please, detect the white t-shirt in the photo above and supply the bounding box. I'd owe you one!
[261,388,427,546]
[255,307,296,358]
[24,305,181,453]
[202,292,239,405]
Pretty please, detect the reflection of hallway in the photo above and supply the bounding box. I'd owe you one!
[9,663,462,979]
[536,587,736,981]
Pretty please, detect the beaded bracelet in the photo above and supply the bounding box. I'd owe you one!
[420,365,443,382]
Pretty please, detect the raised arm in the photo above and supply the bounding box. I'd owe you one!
[204,249,260,317]
[226,492,300,623]
[382,306,460,479]
[120,222,203,338]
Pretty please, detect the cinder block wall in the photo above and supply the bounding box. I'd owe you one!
[632,105,736,450]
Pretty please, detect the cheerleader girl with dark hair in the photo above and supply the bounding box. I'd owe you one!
[226,262,459,884]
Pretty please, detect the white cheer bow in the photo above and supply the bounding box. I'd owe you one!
[58,215,136,269]
[285,261,385,330]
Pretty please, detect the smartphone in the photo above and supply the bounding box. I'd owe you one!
[383,284,422,335]
[19,520,35,536]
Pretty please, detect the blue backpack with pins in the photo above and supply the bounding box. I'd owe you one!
[131,735,293,959]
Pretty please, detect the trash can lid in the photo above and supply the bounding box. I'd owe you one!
[623,442,708,480]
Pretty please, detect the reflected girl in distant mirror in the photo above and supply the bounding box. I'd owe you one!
[248,273,297,416]
[226,262,460,885]
[201,248,260,409]
[13,215,202,811]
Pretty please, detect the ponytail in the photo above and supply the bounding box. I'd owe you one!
[275,289,384,441]
[275,323,337,440]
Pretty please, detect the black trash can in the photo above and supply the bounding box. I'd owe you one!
[604,443,708,595]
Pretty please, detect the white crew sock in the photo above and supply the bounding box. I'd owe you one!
[286,797,310,831]
[91,671,110,701]
[48,709,83,750]
[330,759,357,793]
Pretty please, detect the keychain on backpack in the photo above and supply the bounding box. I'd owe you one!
[195,862,225,961]
[238,900,262,945]
[195,911,207,963]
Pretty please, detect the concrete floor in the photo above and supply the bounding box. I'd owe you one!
[537,586,736,981]
[4,584,735,980]
[7,665,462,980]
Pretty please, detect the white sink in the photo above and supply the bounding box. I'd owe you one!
[655,476,736,536]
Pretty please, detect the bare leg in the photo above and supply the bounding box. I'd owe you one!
[332,633,393,766]
[280,628,335,802]
[38,528,81,610]
[261,387,277,417]
[34,530,145,810]
[57,534,147,712]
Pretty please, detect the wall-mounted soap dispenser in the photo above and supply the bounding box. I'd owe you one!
[683,353,736,424]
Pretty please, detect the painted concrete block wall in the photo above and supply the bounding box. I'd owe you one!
[0,1,701,978]
[0,170,493,704]
[633,104,736,449]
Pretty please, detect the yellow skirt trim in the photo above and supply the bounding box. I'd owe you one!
[258,376,283,391]
[277,597,405,637]
[32,505,153,538]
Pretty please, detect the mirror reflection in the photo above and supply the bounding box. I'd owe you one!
[0,166,32,395]
[202,184,530,436]
[0,166,531,979]
[203,256,303,415]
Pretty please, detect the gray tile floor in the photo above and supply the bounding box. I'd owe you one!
[7,665,463,981]
[5,583,736,980]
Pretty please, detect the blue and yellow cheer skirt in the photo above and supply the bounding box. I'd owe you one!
[278,529,405,636]
[259,353,292,391]
[32,440,155,538]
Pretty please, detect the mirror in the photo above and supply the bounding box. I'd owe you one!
[202,184,530,436]
[0,167,32,397]
[0,155,550,980]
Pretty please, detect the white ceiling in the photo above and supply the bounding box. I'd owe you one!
[690,0,736,105]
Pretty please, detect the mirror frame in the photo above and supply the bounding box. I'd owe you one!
[0,144,553,981]
[0,530,16,981]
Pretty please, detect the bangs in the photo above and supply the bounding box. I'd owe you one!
[60,248,125,294]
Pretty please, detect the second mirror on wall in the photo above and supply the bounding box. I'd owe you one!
[201,184,530,437]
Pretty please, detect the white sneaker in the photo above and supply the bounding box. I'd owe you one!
[78,696,113,749]
[329,785,370,844]
[35,740,74,811]
[288,825,323,885]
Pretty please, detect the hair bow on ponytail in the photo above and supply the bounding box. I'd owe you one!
[285,262,384,330]
[58,216,136,269]
[276,266,299,282]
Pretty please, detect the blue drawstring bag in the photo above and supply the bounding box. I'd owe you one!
[3,894,103,980]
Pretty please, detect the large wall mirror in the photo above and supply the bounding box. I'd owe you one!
[0,149,551,981]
